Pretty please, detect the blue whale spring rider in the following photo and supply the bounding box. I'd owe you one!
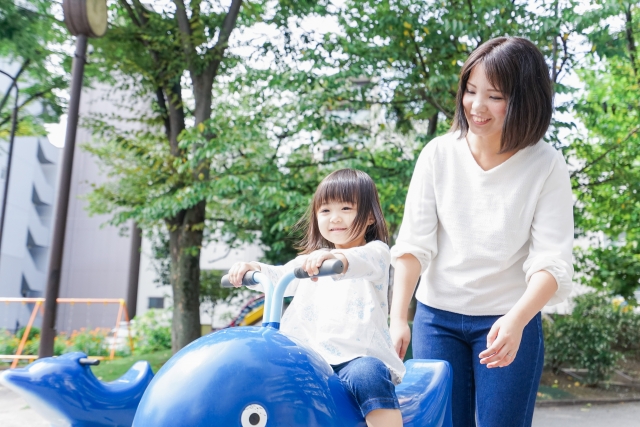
[133,259,453,426]
[0,259,453,426]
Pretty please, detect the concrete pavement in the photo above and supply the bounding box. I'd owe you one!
[0,383,48,427]
[533,402,640,426]
[2,382,640,426]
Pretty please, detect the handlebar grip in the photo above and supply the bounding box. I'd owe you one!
[294,259,344,279]
[78,358,100,366]
[221,271,259,288]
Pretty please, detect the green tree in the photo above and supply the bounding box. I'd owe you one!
[244,0,586,249]
[0,0,68,137]
[568,2,640,302]
[85,0,328,352]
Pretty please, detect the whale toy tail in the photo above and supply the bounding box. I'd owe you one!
[397,359,453,427]
[0,352,154,427]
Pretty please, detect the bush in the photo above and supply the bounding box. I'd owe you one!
[0,328,119,359]
[0,330,19,355]
[131,309,172,354]
[544,292,640,385]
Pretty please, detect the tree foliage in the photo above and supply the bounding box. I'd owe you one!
[0,0,68,138]
[568,2,640,301]
[83,0,640,356]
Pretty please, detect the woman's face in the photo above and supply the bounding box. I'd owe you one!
[462,62,508,142]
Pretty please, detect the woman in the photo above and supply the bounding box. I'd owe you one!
[389,37,574,426]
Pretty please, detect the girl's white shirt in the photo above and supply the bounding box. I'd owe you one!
[252,240,406,384]
[391,131,574,316]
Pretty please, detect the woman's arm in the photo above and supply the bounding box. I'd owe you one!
[388,142,439,358]
[479,271,557,368]
[480,151,574,368]
[389,254,422,359]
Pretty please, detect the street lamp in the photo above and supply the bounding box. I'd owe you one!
[39,0,108,358]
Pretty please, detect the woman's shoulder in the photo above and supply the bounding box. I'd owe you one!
[417,131,461,162]
[524,141,568,172]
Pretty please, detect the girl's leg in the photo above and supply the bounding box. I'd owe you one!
[365,408,403,427]
[470,312,544,427]
[333,357,402,427]
[412,303,476,427]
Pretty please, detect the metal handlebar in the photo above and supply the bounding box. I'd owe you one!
[221,271,259,288]
[219,259,345,329]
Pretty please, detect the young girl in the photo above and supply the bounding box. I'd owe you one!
[228,169,405,427]
[390,37,573,426]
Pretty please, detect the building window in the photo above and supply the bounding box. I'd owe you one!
[148,297,164,309]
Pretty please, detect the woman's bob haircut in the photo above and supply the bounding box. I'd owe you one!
[451,37,553,153]
[296,169,389,253]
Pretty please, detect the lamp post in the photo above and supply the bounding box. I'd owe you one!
[39,0,108,358]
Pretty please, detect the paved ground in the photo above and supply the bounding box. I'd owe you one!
[2,382,640,426]
[0,383,48,427]
[532,402,640,426]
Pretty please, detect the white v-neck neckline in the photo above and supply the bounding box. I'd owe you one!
[461,135,527,173]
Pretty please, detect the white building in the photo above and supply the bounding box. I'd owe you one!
[0,137,61,330]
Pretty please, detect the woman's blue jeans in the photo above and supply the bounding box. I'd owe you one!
[412,303,543,427]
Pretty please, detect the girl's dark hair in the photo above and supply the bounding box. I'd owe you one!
[296,169,389,253]
[450,37,553,153]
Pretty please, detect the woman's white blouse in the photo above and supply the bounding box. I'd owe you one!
[253,240,406,384]
[391,132,574,316]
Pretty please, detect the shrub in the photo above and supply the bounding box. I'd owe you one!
[543,292,640,385]
[131,309,172,354]
[0,330,19,355]
[67,328,111,356]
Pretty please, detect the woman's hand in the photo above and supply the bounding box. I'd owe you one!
[302,250,340,282]
[389,318,411,360]
[228,262,261,287]
[478,314,525,368]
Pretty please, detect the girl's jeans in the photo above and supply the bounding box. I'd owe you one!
[332,356,400,417]
[413,302,543,427]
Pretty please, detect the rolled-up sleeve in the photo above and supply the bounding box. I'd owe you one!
[524,151,574,305]
[390,142,439,274]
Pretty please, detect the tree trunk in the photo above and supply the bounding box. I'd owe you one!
[167,200,206,352]
[428,111,438,136]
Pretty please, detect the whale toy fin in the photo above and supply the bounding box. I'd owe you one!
[396,359,453,427]
[99,360,154,393]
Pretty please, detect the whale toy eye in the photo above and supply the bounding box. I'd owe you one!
[241,404,267,427]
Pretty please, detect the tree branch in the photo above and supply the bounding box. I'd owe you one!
[118,0,141,27]
[0,86,54,129]
[570,126,640,178]
[0,60,30,114]
[625,4,639,81]
[172,0,196,76]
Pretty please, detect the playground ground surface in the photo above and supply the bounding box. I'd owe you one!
[2,381,640,426]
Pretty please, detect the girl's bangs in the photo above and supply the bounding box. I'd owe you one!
[313,178,359,209]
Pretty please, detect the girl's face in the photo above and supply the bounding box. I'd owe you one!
[462,62,508,143]
[316,200,372,249]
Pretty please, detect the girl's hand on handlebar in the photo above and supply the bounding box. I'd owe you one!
[228,262,261,287]
[302,250,345,282]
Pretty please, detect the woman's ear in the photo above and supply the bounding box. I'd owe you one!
[367,215,375,226]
